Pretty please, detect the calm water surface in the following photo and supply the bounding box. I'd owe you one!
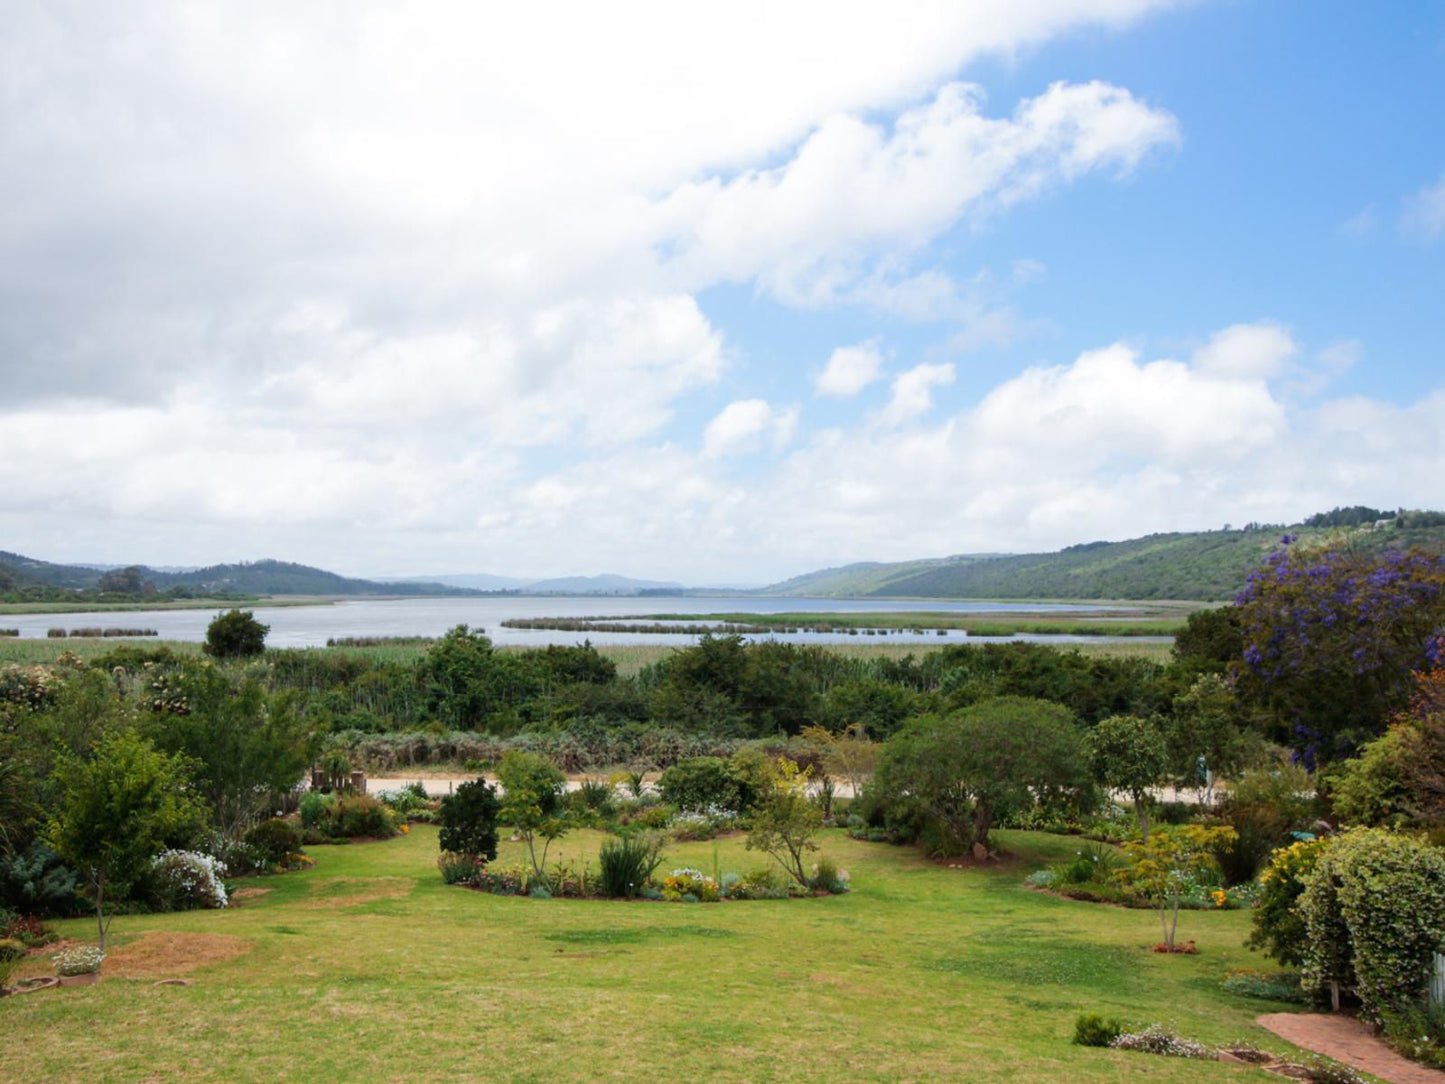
[7,595,1160,649]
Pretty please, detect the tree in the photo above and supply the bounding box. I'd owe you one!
[869,697,1086,856]
[1233,538,1445,764]
[97,565,155,596]
[1165,674,1259,803]
[496,751,568,878]
[1085,714,1169,841]
[203,609,270,659]
[1119,823,1237,950]
[801,723,877,803]
[46,730,205,949]
[420,625,541,731]
[438,779,500,862]
[141,660,315,835]
[745,757,823,888]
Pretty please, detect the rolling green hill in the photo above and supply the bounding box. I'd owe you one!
[763,520,1445,601]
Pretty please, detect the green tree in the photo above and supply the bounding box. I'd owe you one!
[141,660,315,834]
[203,609,270,658]
[1165,673,1258,801]
[745,757,823,888]
[869,696,1086,855]
[46,730,205,949]
[1118,823,1237,950]
[420,625,541,731]
[438,779,500,862]
[496,751,568,878]
[1085,714,1169,841]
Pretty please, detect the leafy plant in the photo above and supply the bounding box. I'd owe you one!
[52,944,105,976]
[437,851,479,885]
[150,849,229,910]
[598,833,666,899]
[1247,838,1325,967]
[437,779,500,863]
[202,609,269,659]
[1116,823,1237,950]
[497,751,569,878]
[243,818,304,867]
[1072,1012,1124,1047]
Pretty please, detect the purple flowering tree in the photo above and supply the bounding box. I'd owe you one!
[1233,537,1445,765]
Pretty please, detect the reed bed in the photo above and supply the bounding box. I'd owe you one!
[45,626,159,638]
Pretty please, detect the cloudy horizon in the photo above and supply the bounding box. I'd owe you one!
[3,2,1442,584]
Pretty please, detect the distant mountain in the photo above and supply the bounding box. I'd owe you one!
[382,573,531,591]
[761,517,1445,601]
[0,552,482,598]
[524,573,685,595]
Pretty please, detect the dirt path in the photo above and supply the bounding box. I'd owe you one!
[1257,1013,1445,1084]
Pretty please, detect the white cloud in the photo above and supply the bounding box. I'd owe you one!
[816,341,885,397]
[1191,322,1297,380]
[879,363,957,426]
[1403,173,1445,240]
[703,399,774,457]
[656,79,1179,305]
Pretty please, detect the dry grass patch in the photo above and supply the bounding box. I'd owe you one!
[105,932,251,978]
[230,887,273,902]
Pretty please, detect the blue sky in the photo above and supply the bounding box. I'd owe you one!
[1,2,1442,584]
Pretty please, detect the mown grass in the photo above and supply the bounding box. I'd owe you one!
[1,826,1308,1083]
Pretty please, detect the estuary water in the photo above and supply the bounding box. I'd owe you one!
[5,595,1160,649]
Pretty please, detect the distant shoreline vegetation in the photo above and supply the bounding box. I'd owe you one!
[501,610,1189,638]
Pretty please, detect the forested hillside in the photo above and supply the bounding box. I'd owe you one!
[765,516,1445,601]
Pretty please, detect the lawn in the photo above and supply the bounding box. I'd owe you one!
[1,826,1314,1082]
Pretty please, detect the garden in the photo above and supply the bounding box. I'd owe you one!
[2,536,1445,1081]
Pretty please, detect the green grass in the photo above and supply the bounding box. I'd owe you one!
[0,825,1311,1082]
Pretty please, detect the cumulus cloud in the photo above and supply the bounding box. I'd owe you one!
[879,363,957,426]
[1403,173,1445,240]
[816,341,885,397]
[1191,322,1297,380]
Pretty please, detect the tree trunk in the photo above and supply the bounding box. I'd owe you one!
[94,870,107,951]
[972,801,995,855]
[1135,790,1150,844]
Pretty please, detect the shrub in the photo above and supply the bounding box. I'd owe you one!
[437,780,500,862]
[1110,1024,1214,1058]
[0,841,79,918]
[298,791,335,832]
[1,913,56,947]
[1072,1012,1124,1047]
[1380,1004,1445,1070]
[1247,838,1325,967]
[331,794,396,839]
[150,850,229,910]
[437,851,479,886]
[726,866,790,900]
[1220,967,1308,1003]
[1026,869,1058,888]
[473,866,526,895]
[598,833,666,899]
[657,757,744,814]
[809,857,849,894]
[1216,763,1316,883]
[1300,828,1445,1021]
[243,818,304,866]
[661,868,720,902]
[573,778,615,813]
[0,937,25,961]
[202,609,269,659]
[52,945,105,976]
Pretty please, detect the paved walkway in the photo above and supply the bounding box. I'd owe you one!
[1258,1013,1445,1084]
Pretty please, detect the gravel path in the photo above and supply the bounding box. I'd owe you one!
[1258,1013,1445,1084]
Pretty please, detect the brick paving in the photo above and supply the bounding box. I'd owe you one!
[1258,1013,1445,1084]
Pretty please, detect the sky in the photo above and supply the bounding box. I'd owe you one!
[2,1,1442,586]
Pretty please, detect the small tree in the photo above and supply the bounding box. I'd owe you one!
[496,751,568,879]
[1119,823,1237,950]
[745,757,822,888]
[203,609,270,659]
[1086,714,1170,841]
[438,779,500,863]
[46,730,205,949]
[801,723,877,805]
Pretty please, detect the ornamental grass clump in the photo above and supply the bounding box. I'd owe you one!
[598,833,666,899]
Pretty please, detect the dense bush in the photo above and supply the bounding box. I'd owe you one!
[1215,763,1316,883]
[1300,828,1445,1021]
[331,794,396,838]
[1247,838,1325,967]
[203,609,270,659]
[437,779,500,862]
[243,818,304,866]
[657,753,768,814]
[0,842,79,918]
[1072,1013,1124,1047]
[149,849,229,910]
